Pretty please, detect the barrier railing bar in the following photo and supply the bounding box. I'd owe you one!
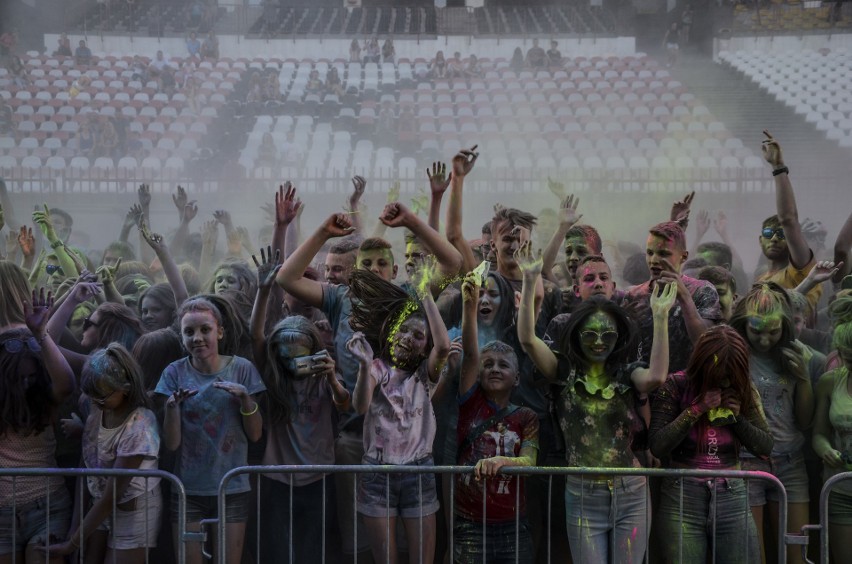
[0,468,187,564]
[546,475,552,564]
[711,479,717,564]
[817,471,852,564]
[678,478,684,564]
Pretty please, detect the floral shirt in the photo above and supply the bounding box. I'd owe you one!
[552,352,647,468]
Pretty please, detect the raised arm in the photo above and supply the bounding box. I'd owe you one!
[135,185,154,266]
[762,131,811,268]
[25,288,75,402]
[94,257,125,305]
[32,205,78,280]
[631,282,676,393]
[541,192,582,283]
[348,176,366,235]
[168,186,196,259]
[515,243,558,379]
[833,210,852,282]
[445,146,479,273]
[426,162,451,233]
[276,212,353,307]
[347,332,376,415]
[380,202,462,280]
[249,246,281,372]
[411,257,452,382]
[457,272,482,397]
[140,223,189,306]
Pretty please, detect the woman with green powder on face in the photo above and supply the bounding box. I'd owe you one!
[812,318,852,564]
[515,242,677,564]
[730,282,814,564]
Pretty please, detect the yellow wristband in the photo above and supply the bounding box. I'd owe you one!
[240,402,259,416]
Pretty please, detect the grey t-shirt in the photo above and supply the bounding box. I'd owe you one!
[741,353,806,457]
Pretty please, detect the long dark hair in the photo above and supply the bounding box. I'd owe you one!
[131,328,185,391]
[90,302,146,352]
[0,329,55,436]
[348,269,432,364]
[729,281,794,367]
[559,296,637,373]
[684,326,755,450]
[138,283,177,330]
[264,316,325,424]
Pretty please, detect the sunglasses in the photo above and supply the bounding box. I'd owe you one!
[1,337,42,354]
[579,330,618,347]
[90,389,120,406]
[45,264,64,276]
[82,317,100,331]
[761,227,785,240]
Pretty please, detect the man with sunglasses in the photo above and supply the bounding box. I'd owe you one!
[755,131,822,315]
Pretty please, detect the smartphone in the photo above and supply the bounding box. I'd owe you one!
[287,349,330,378]
[472,260,490,285]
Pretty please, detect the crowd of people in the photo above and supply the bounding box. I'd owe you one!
[0,130,851,564]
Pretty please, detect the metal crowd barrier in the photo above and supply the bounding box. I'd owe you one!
[217,465,788,564]
[803,471,852,564]
[0,468,189,564]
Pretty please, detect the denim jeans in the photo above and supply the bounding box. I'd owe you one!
[258,475,340,564]
[564,475,649,564]
[453,517,533,564]
[656,476,760,564]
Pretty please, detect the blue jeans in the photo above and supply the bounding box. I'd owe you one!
[259,475,340,564]
[453,517,533,564]
[656,476,760,564]
[564,475,649,564]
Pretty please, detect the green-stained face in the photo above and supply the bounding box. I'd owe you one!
[745,314,783,353]
[578,311,618,364]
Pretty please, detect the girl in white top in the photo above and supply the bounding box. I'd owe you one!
[45,344,160,564]
[345,263,451,564]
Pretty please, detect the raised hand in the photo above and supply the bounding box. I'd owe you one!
[426,162,451,196]
[649,281,677,318]
[350,175,367,204]
[670,191,695,223]
[172,185,188,218]
[761,130,785,168]
[559,194,582,227]
[409,255,438,297]
[379,202,413,228]
[275,182,302,226]
[17,226,35,258]
[32,204,56,240]
[213,209,233,229]
[546,176,566,200]
[695,209,710,241]
[201,220,218,248]
[452,145,478,178]
[95,257,122,283]
[252,245,281,289]
[804,260,842,286]
[0,202,4,231]
[182,201,198,223]
[24,288,54,337]
[137,183,152,208]
[320,213,355,238]
[514,241,543,278]
[68,280,103,305]
[713,210,729,239]
[140,225,168,254]
[5,230,17,259]
[346,332,374,365]
[386,180,401,204]
[460,271,481,303]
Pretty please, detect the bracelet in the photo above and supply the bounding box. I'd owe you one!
[240,402,259,416]
[772,166,789,177]
[332,389,350,405]
[50,239,64,249]
[37,332,49,344]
